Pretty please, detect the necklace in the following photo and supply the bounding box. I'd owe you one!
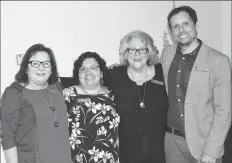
[79,84,102,95]
[31,85,59,127]
[138,83,147,109]
[128,66,147,109]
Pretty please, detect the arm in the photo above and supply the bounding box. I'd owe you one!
[4,147,18,163]
[203,56,231,159]
[1,87,21,163]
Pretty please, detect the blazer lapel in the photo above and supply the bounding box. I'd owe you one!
[185,43,209,102]
[163,44,177,93]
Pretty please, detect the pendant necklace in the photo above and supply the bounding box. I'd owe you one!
[138,83,147,109]
[32,85,59,127]
[128,66,147,109]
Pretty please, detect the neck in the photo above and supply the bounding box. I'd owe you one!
[79,84,102,95]
[180,38,199,54]
[27,81,48,90]
[128,65,147,74]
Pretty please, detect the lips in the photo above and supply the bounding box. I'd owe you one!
[36,72,46,76]
[133,58,142,61]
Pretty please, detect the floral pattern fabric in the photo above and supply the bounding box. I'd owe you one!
[63,87,120,163]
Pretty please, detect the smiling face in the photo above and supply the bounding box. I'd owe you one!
[78,58,102,89]
[170,11,198,46]
[125,37,149,70]
[27,51,52,88]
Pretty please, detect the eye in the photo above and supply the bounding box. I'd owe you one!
[172,25,178,30]
[79,67,86,72]
[128,48,136,53]
[90,66,99,71]
[43,61,51,67]
[31,61,40,66]
[183,22,189,26]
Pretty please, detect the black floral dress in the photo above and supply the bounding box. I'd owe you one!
[63,86,120,163]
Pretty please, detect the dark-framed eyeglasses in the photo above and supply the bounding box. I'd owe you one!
[28,61,52,68]
[127,48,149,55]
[79,65,100,74]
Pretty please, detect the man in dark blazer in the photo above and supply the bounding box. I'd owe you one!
[161,5,231,163]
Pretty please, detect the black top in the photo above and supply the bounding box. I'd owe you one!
[167,40,202,131]
[105,63,168,163]
[63,87,120,163]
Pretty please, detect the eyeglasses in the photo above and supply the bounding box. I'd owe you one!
[28,61,52,68]
[79,66,100,74]
[127,48,149,55]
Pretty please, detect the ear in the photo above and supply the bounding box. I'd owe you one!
[100,71,103,78]
[196,22,198,31]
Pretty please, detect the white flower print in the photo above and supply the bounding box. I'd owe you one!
[104,116,110,122]
[101,151,113,163]
[70,131,81,150]
[88,146,103,162]
[75,154,84,163]
[72,105,80,115]
[109,117,119,129]
[85,102,98,114]
[97,126,107,136]
[71,122,81,135]
[95,116,104,125]
[109,138,114,144]
[63,87,76,102]
[96,103,111,115]
[65,90,120,163]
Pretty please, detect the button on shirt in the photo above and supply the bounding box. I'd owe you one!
[167,40,202,131]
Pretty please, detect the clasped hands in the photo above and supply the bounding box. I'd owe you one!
[198,154,216,163]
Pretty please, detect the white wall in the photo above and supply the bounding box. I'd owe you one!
[1,1,231,162]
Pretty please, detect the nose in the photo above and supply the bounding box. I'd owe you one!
[85,68,93,75]
[134,50,140,56]
[179,25,186,32]
[38,63,45,70]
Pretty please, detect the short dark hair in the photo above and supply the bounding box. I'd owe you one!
[15,43,59,84]
[167,5,198,30]
[73,52,107,85]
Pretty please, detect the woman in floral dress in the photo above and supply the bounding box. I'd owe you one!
[63,52,120,163]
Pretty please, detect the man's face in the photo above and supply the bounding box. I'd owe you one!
[170,11,197,46]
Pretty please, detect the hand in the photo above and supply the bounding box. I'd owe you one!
[108,63,120,69]
[62,88,70,94]
[200,154,216,163]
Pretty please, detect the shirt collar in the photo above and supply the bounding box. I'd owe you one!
[176,39,202,57]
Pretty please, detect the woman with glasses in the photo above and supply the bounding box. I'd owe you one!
[0,44,72,163]
[105,30,168,163]
[63,52,120,163]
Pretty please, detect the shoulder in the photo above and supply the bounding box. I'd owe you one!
[153,63,164,81]
[3,82,24,96]
[1,82,26,110]
[201,43,230,66]
[202,43,228,59]
[109,65,127,73]
[108,65,127,79]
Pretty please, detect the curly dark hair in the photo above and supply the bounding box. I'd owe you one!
[167,5,198,30]
[72,51,107,85]
[15,43,59,84]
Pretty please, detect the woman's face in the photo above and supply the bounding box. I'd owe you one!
[79,58,102,89]
[27,51,52,87]
[126,37,149,69]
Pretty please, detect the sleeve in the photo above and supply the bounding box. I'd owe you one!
[203,56,232,158]
[0,87,22,150]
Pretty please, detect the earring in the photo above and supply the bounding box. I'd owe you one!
[101,77,103,85]
[100,73,103,85]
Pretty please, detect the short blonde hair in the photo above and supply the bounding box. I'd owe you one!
[119,30,159,65]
